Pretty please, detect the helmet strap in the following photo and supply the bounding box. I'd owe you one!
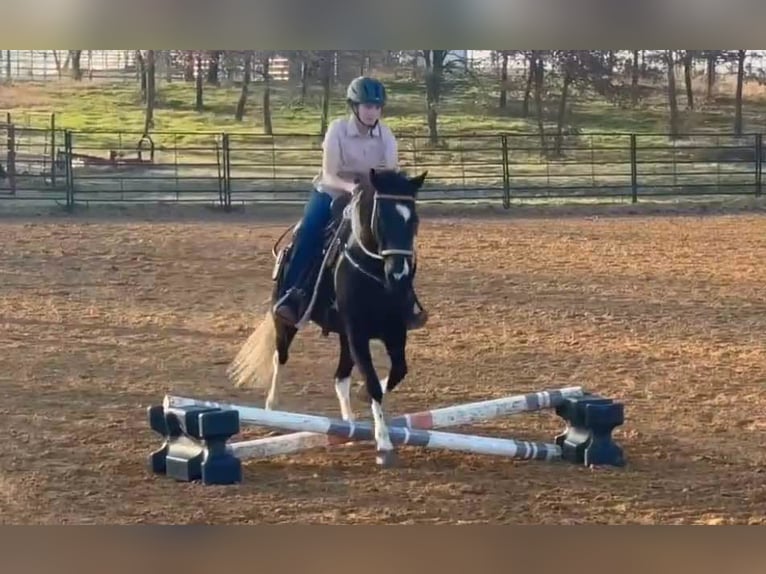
[351,103,379,135]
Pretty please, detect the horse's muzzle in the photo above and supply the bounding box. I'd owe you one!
[383,255,413,293]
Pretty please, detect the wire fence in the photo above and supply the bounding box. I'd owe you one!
[1,124,763,209]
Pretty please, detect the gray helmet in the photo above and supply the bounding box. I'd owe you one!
[346,76,387,107]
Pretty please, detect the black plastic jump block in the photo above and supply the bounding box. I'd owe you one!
[148,404,243,485]
[554,395,626,468]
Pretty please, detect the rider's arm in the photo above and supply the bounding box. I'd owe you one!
[321,121,358,194]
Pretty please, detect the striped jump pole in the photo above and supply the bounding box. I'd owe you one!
[162,394,562,462]
[163,386,583,460]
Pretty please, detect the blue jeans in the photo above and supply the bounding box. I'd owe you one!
[282,189,333,294]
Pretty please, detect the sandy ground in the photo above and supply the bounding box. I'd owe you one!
[1,201,765,524]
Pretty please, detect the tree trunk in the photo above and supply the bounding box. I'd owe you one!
[206,51,220,85]
[195,54,204,111]
[683,51,694,110]
[424,50,446,145]
[52,50,63,79]
[499,51,509,109]
[555,68,572,156]
[706,52,716,99]
[143,50,156,136]
[136,50,146,102]
[300,53,310,104]
[607,50,616,76]
[234,52,252,121]
[666,50,680,139]
[184,51,195,82]
[631,50,640,107]
[522,52,535,117]
[262,54,273,135]
[164,50,172,83]
[533,57,546,154]
[70,50,83,81]
[734,50,746,136]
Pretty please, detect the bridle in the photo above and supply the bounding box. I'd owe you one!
[343,188,418,284]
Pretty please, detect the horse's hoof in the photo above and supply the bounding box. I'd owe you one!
[376,449,397,468]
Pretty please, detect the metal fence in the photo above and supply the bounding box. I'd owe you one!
[1,125,763,209]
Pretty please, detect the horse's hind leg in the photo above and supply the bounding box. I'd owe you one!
[333,332,356,421]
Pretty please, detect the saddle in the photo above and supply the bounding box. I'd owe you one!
[271,194,353,330]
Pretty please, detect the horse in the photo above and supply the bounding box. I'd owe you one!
[227,168,427,467]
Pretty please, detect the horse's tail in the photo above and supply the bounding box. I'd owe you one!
[226,311,277,390]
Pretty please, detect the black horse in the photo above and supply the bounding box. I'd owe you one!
[228,168,427,466]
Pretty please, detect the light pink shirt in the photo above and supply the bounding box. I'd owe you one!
[313,115,398,198]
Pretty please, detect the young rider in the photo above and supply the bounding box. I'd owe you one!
[273,75,428,330]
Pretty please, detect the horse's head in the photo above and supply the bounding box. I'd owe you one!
[354,168,427,294]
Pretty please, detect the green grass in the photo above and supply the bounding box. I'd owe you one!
[5,73,766,138]
[3,73,766,203]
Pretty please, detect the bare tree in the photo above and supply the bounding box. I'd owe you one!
[207,51,221,85]
[682,50,694,110]
[261,52,274,135]
[734,50,747,135]
[422,50,447,144]
[235,51,253,122]
[665,50,680,138]
[143,50,156,136]
[195,53,204,112]
[70,50,83,81]
[631,50,641,107]
[704,50,720,99]
[498,51,510,109]
[523,51,537,117]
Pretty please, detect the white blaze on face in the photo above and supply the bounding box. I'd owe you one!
[395,203,412,223]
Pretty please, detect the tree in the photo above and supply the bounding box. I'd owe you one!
[260,52,274,135]
[207,51,221,85]
[195,53,204,111]
[70,50,83,81]
[498,51,510,109]
[318,51,334,135]
[734,50,747,135]
[422,50,447,144]
[523,51,538,117]
[665,50,680,138]
[631,50,641,106]
[143,50,156,136]
[234,51,253,122]
[680,50,702,110]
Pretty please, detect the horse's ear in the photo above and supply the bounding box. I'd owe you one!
[410,170,428,190]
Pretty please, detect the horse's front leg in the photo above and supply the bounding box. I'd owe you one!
[334,331,355,421]
[347,327,395,467]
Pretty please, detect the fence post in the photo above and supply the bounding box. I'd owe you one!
[755,133,762,198]
[222,133,232,211]
[6,123,16,196]
[64,130,74,210]
[630,133,638,203]
[50,112,56,187]
[501,134,510,209]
